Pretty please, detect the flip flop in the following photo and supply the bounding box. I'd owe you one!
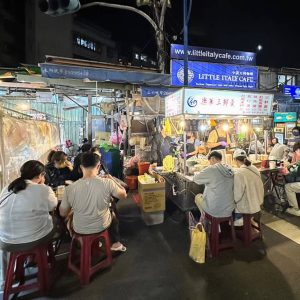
[111,244,127,252]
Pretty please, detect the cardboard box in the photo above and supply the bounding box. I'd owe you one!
[138,176,165,212]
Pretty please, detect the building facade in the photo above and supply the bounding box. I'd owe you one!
[24,0,118,65]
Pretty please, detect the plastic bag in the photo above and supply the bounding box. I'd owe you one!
[189,223,206,264]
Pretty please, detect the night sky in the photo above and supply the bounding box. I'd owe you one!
[78,0,300,68]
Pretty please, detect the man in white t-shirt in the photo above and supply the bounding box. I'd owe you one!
[60,152,127,252]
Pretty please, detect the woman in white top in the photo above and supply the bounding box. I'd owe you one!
[233,149,264,226]
[0,160,57,251]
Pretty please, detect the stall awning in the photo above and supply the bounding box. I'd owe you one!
[40,63,171,86]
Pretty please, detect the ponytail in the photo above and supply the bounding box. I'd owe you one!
[235,156,251,167]
[8,177,27,194]
[7,160,45,194]
[243,158,251,167]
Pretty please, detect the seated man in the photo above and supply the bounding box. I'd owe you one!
[60,152,127,251]
[194,151,235,218]
[285,142,300,216]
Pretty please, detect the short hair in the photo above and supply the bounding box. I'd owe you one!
[81,143,92,153]
[293,142,300,152]
[52,151,67,163]
[208,151,222,161]
[81,152,100,168]
[273,137,279,144]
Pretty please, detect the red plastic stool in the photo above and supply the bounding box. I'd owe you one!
[237,212,262,246]
[68,230,113,286]
[205,213,236,257]
[3,243,53,300]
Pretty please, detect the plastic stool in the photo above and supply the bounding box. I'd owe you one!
[237,213,262,246]
[68,230,113,286]
[3,243,53,300]
[205,213,236,257]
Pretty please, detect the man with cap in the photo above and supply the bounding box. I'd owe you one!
[232,149,264,226]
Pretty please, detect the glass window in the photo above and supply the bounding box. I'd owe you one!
[278,74,296,86]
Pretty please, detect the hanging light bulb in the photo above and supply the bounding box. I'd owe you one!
[241,124,248,133]
[222,123,229,131]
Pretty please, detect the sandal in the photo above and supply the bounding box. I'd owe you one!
[111,244,127,252]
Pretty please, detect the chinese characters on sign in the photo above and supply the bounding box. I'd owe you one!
[165,89,183,117]
[183,89,273,116]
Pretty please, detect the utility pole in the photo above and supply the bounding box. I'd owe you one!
[39,1,172,72]
[183,0,189,86]
[81,1,170,73]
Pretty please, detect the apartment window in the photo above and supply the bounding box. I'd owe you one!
[278,74,296,86]
[140,54,148,62]
[73,33,102,54]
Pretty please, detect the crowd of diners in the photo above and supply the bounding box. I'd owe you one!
[0,144,127,254]
[1,137,300,273]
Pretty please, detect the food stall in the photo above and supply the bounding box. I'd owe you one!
[158,87,274,212]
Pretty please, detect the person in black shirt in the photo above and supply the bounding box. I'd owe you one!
[70,144,92,181]
[46,151,73,188]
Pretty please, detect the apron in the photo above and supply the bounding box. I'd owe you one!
[186,139,196,154]
[211,129,227,150]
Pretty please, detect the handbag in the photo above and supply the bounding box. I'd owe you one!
[189,222,206,264]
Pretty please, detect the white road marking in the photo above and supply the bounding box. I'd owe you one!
[263,213,300,245]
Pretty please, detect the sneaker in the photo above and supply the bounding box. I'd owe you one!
[286,207,300,216]
[234,218,244,227]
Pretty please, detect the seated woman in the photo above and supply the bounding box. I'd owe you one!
[233,149,264,226]
[46,151,73,188]
[44,149,57,185]
[0,160,57,251]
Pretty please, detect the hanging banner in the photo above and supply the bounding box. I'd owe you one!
[183,88,273,116]
[171,44,256,65]
[171,60,258,90]
[165,89,184,117]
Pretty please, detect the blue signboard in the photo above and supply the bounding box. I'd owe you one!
[274,112,297,123]
[141,86,177,98]
[284,85,300,100]
[171,44,256,66]
[171,60,258,90]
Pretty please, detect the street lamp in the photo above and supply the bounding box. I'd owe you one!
[257,45,263,51]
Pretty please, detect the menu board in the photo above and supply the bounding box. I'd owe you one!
[183,88,273,116]
[165,89,184,117]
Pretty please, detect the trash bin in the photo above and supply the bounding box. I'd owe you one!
[100,148,122,178]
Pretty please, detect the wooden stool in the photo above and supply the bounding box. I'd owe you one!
[236,212,262,246]
[3,243,53,300]
[68,230,113,286]
[205,213,236,257]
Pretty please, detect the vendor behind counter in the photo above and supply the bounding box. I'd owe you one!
[207,121,231,151]
[149,127,174,166]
